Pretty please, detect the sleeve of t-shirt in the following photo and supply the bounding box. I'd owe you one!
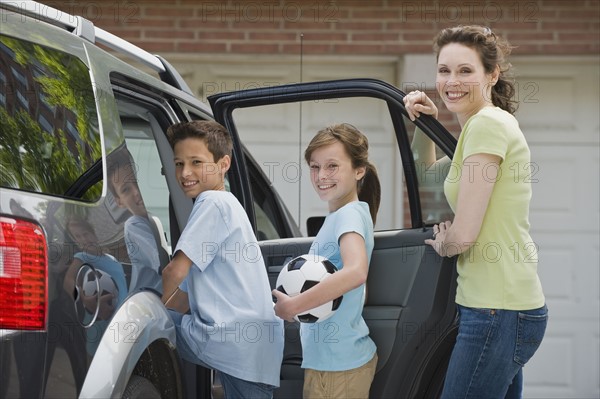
[462,113,509,162]
[175,196,230,272]
[179,276,188,293]
[334,205,368,244]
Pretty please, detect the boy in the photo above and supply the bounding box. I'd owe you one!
[161,120,283,398]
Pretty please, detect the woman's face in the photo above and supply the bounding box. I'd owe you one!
[436,42,497,125]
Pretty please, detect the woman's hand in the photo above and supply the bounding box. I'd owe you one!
[272,289,297,322]
[403,90,438,121]
[424,220,452,257]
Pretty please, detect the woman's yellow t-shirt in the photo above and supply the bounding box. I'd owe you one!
[444,107,545,310]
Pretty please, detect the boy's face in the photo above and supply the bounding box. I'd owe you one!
[173,137,230,198]
[112,164,147,217]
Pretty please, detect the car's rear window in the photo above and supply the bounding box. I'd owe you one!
[0,35,101,201]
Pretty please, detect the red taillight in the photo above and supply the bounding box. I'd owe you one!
[0,216,47,330]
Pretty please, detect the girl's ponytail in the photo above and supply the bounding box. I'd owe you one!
[358,162,381,225]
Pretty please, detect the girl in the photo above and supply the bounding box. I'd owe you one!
[403,25,547,398]
[272,123,380,399]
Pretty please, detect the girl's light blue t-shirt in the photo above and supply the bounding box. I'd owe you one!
[300,201,377,371]
[176,190,284,386]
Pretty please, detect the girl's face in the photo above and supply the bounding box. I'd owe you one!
[436,42,498,126]
[173,137,230,198]
[309,141,365,212]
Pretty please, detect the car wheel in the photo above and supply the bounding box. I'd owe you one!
[122,375,161,399]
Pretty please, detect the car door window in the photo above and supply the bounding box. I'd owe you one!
[228,97,413,233]
[112,91,181,260]
[0,35,101,201]
[406,116,454,224]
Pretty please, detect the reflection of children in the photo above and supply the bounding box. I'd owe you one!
[64,216,127,354]
[161,120,283,399]
[107,148,165,293]
[272,123,380,399]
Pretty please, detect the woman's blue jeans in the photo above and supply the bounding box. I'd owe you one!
[441,304,548,399]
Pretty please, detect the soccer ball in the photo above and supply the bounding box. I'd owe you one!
[81,269,119,310]
[276,254,343,323]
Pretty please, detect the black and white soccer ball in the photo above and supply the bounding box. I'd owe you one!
[82,269,119,309]
[276,254,343,323]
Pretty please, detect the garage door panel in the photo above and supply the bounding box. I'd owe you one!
[529,145,599,231]
[525,320,600,399]
[514,58,599,145]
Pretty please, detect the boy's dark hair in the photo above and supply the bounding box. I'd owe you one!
[166,120,233,161]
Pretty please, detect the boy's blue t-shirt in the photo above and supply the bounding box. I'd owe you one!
[175,191,284,387]
[300,201,377,371]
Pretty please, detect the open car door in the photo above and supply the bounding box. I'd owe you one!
[209,78,458,398]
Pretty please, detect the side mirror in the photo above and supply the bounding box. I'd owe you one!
[306,216,325,237]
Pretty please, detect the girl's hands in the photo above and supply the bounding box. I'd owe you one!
[403,90,438,121]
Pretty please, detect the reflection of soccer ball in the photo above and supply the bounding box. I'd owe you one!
[82,269,118,309]
[276,254,343,323]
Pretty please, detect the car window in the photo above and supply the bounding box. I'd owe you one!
[0,35,101,201]
[231,97,417,232]
[112,93,176,257]
[406,117,454,225]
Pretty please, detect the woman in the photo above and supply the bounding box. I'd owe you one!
[403,25,548,399]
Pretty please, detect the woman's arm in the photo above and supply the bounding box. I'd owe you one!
[272,232,368,322]
[426,153,501,257]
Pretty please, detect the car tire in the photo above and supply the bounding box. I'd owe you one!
[122,375,161,399]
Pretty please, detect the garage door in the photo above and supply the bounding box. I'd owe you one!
[512,57,599,399]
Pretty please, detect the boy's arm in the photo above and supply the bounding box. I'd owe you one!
[161,250,192,305]
[164,288,190,313]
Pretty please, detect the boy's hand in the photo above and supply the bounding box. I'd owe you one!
[272,289,296,322]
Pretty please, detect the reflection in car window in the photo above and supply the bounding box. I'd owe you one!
[406,116,454,224]
[0,35,101,201]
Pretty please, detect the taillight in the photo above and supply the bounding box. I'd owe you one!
[0,216,47,330]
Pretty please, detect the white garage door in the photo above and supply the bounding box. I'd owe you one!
[513,57,600,399]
